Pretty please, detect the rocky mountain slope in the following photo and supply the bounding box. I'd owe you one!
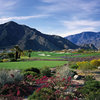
[0,21,78,51]
[65,32,100,49]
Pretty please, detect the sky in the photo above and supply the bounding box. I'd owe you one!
[0,0,100,37]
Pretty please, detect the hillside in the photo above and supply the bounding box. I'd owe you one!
[65,32,100,49]
[0,21,78,51]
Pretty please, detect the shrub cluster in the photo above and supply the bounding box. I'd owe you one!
[0,69,36,97]
[90,59,100,67]
[70,59,100,70]
[78,80,100,100]
[28,76,78,100]
[41,66,52,77]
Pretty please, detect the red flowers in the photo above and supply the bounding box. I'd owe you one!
[62,78,66,81]
[67,76,72,82]
[27,75,33,78]
[17,90,20,96]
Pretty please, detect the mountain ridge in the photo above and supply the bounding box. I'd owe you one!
[65,31,100,49]
[0,21,78,51]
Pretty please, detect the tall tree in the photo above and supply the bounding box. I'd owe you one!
[28,49,32,58]
[14,45,22,60]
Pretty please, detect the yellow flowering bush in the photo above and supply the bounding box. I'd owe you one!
[2,59,9,62]
[76,61,95,70]
[90,59,100,67]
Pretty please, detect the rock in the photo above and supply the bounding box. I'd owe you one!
[74,75,82,80]
[98,66,100,70]
[50,68,56,73]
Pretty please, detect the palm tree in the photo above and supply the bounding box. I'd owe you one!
[14,45,22,60]
[28,49,32,58]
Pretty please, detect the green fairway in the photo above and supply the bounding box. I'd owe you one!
[23,51,71,59]
[68,52,100,58]
[0,61,67,69]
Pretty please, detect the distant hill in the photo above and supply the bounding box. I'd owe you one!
[65,32,100,49]
[80,44,98,50]
[0,21,78,51]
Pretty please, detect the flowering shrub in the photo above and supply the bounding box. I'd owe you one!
[76,61,95,70]
[2,59,9,62]
[0,73,37,97]
[0,69,80,99]
[0,69,37,97]
[0,81,36,97]
[28,76,79,100]
[90,59,100,67]
[70,64,78,69]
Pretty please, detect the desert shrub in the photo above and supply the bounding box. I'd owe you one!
[7,52,14,59]
[90,59,100,67]
[0,69,36,97]
[85,75,95,81]
[78,80,100,100]
[24,67,40,74]
[76,61,88,66]
[0,69,23,87]
[98,59,100,61]
[70,64,78,69]
[77,49,84,53]
[23,71,37,77]
[0,59,2,62]
[41,67,51,77]
[2,59,9,62]
[77,61,95,70]
[23,68,41,80]
[28,88,54,100]
[10,58,17,62]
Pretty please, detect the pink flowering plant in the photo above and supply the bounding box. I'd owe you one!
[0,73,37,97]
[28,75,79,100]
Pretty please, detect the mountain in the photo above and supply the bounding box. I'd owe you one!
[65,32,100,49]
[80,44,98,50]
[0,21,78,51]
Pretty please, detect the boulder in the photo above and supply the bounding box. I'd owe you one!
[74,75,82,80]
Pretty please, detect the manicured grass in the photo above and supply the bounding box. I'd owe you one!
[21,56,62,60]
[0,61,67,69]
[68,52,100,58]
[24,51,71,59]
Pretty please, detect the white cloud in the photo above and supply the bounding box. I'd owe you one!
[62,20,100,29]
[0,14,50,24]
[0,0,18,15]
[61,19,100,36]
[39,0,100,14]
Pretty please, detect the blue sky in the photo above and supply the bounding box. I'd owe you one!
[0,0,100,36]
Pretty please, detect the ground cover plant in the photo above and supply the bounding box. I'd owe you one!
[77,80,100,100]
